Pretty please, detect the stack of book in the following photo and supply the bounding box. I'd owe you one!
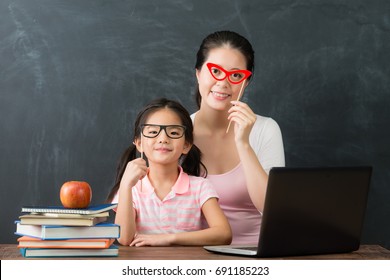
[15,203,120,258]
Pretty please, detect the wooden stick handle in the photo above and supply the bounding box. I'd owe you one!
[226,81,246,133]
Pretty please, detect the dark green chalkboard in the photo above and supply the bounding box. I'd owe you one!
[1,0,389,249]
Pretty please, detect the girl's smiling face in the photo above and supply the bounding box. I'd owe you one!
[136,108,191,167]
[196,47,249,111]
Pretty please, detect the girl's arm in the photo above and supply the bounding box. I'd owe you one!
[115,158,148,246]
[115,185,136,245]
[130,198,232,246]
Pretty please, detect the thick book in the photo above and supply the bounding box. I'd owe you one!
[21,203,117,215]
[36,211,110,218]
[15,221,120,240]
[17,236,115,249]
[19,244,119,258]
[19,214,108,226]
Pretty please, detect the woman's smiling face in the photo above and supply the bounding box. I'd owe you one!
[196,47,249,111]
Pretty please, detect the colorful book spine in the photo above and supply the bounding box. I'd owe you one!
[19,245,119,258]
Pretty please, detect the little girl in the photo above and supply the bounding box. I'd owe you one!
[106,98,232,246]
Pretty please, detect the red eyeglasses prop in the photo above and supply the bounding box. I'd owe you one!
[205,63,252,133]
[206,63,252,84]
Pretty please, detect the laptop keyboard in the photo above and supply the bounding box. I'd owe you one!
[236,247,258,251]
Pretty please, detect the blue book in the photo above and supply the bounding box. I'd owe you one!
[21,203,117,215]
[19,244,119,258]
[15,221,120,240]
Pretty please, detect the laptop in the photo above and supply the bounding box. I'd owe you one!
[204,166,372,257]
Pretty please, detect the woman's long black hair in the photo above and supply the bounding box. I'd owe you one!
[106,98,207,202]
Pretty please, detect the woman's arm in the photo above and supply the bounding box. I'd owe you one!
[228,101,284,212]
[236,140,268,211]
[130,198,232,246]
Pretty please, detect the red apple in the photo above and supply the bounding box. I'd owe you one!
[60,181,92,208]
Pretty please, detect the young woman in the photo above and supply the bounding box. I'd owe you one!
[107,98,231,246]
[192,31,285,244]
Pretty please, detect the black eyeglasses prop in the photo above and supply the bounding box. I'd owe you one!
[140,124,186,139]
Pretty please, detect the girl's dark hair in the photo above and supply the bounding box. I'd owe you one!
[194,30,255,108]
[106,98,207,202]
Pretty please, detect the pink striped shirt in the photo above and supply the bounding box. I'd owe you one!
[112,166,218,234]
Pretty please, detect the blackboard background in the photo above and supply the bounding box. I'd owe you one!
[1,0,389,249]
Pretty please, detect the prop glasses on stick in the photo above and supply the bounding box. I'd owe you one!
[206,63,252,133]
[140,124,186,139]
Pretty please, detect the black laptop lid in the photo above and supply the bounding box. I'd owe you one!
[258,166,372,257]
